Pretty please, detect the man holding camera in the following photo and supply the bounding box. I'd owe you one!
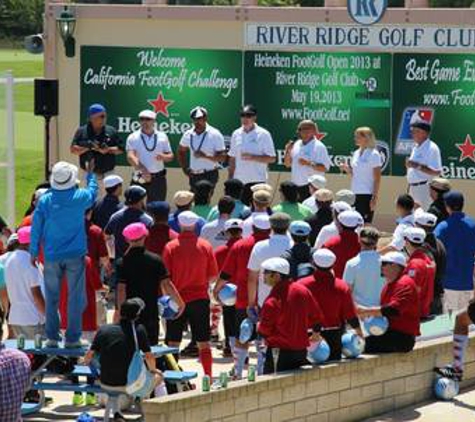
[70,103,123,193]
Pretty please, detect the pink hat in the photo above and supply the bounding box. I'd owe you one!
[18,226,32,245]
[122,223,149,242]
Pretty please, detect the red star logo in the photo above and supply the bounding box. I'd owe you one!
[315,130,327,141]
[148,91,173,117]
[456,134,475,162]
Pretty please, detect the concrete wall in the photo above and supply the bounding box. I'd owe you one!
[44,4,475,224]
[143,335,475,422]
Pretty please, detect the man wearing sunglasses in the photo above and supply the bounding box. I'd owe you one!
[70,103,123,192]
[178,106,226,191]
[406,112,442,211]
[126,110,174,202]
[228,105,276,206]
[283,119,331,202]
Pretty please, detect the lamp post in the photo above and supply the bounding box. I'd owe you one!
[56,7,76,58]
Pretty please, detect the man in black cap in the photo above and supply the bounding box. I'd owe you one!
[105,186,153,260]
[228,105,276,206]
[178,106,226,190]
[406,111,442,210]
[91,174,124,230]
[70,104,123,192]
[428,178,451,225]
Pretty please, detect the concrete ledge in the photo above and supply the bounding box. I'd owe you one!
[143,335,475,422]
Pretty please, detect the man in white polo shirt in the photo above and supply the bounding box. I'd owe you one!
[126,110,174,202]
[406,112,442,210]
[228,105,276,206]
[302,174,327,214]
[178,106,226,191]
[284,120,331,202]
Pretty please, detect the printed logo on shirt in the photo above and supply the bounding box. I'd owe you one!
[395,108,434,156]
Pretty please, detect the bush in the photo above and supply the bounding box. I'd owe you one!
[0,0,44,37]
[429,0,473,6]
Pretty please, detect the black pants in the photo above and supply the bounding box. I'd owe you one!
[364,329,415,354]
[321,328,343,361]
[296,184,311,202]
[189,169,219,191]
[264,348,307,374]
[131,170,167,202]
[241,182,260,206]
[223,305,237,341]
[140,317,159,346]
[355,194,374,223]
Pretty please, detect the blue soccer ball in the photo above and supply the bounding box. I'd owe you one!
[341,333,365,358]
[364,316,389,336]
[218,283,237,306]
[434,377,459,400]
[307,340,331,364]
[239,318,254,344]
[157,295,179,320]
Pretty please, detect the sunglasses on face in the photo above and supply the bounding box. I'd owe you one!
[94,114,106,119]
[381,262,392,267]
[140,118,154,122]
[240,113,255,118]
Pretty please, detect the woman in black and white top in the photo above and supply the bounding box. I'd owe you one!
[340,127,382,223]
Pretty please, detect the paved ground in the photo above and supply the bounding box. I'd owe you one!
[364,387,475,421]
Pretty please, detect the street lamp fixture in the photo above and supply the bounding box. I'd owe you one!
[57,7,76,58]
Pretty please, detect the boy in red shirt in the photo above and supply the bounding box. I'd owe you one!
[213,215,271,379]
[258,257,324,374]
[299,249,363,360]
[323,210,363,278]
[213,219,243,357]
[358,252,420,353]
[162,211,218,378]
[145,201,178,256]
[59,256,104,405]
[403,227,436,319]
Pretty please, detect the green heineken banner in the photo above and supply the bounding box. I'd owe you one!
[244,51,392,173]
[80,46,243,164]
[392,53,475,179]
[80,46,475,179]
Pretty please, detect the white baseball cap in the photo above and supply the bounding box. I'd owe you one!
[190,106,208,119]
[104,174,124,189]
[252,214,271,230]
[414,210,437,228]
[337,210,364,229]
[312,249,336,269]
[381,252,407,267]
[50,161,79,191]
[261,257,290,276]
[308,174,327,190]
[404,227,427,245]
[335,189,356,206]
[225,218,243,231]
[331,201,352,214]
[139,109,157,120]
[178,211,199,227]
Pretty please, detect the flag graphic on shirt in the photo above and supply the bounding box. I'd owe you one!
[394,108,434,156]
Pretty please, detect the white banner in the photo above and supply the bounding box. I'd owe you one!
[246,23,475,51]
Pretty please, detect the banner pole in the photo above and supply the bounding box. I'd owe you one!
[5,71,16,227]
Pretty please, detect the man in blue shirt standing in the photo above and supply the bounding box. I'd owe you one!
[30,161,98,348]
[434,191,475,315]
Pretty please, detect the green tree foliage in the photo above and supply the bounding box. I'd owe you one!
[429,0,473,6]
[0,0,44,37]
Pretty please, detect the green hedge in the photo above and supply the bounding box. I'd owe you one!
[0,0,43,37]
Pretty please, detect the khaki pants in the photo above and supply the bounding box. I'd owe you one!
[408,183,432,211]
[11,323,45,339]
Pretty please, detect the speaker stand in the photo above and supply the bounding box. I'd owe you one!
[44,115,52,179]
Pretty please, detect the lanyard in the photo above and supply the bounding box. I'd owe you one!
[140,132,158,152]
[190,131,208,153]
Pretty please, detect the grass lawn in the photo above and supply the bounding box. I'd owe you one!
[0,48,44,225]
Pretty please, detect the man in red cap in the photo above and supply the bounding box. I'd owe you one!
[116,222,184,346]
[299,249,363,360]
[163,212,218,378]
[258,257,324,374]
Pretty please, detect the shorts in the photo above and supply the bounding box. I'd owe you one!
[365,329,415,354]
[235,308,257,343]
[165,299,210,343]
[443,289,473,314]
[320,328,343,361]
[11,324,45,339]
[263,348,307,374]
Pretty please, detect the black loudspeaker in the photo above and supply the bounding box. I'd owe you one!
[34,79,59,117]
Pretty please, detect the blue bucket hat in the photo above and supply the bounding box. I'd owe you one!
[289,221,311,237]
